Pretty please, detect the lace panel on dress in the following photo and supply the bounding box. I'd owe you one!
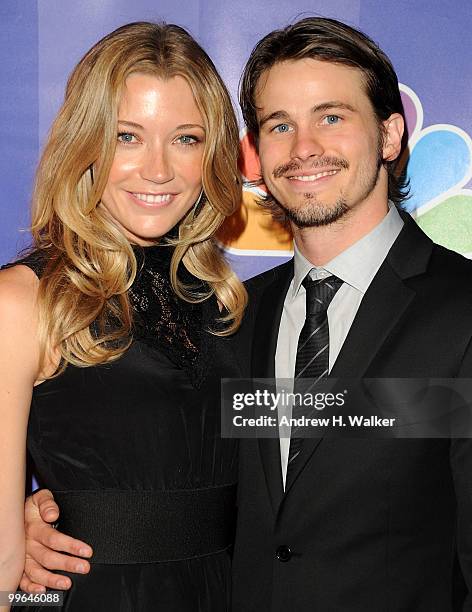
[130,245,211,389]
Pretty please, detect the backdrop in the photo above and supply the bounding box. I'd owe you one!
[1,0,471,281]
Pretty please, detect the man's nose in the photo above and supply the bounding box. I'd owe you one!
[290,127,324,162]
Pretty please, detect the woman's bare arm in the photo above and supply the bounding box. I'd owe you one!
[0,266,41,610]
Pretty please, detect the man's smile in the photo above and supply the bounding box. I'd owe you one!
[286,169,341,182]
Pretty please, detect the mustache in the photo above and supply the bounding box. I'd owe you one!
[273,156,349,179]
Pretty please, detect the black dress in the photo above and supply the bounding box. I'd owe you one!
[12,245,240,611]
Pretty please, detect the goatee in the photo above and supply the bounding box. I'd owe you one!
[279,196,350,228]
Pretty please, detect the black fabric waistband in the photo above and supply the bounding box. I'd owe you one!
[52,485,236,564]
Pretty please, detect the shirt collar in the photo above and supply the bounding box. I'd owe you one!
[292,203,404,298]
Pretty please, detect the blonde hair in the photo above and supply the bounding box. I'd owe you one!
[30,22,246,374]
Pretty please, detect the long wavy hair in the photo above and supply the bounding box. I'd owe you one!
[30,21,246,375]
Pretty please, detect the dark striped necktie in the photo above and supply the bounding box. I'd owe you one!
[287,274,343,473]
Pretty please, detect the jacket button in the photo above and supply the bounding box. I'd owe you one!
[276,545,292,562]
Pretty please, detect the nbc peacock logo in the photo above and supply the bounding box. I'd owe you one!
[218,84,472,280]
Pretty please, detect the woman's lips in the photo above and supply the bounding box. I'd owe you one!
[127,191,177,207]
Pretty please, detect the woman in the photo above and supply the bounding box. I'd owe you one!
[0,21,246,611]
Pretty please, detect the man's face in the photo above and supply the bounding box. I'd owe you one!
[255,58,402,228]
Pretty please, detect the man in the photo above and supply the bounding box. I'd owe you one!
[20,17,472,611]
[230,17,472,611]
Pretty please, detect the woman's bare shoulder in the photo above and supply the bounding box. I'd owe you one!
[0,265,41,377]
[0,263,40,312]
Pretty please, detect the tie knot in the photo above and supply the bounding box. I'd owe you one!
[302,274,343,315]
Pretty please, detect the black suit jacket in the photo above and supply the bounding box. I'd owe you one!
[231,214,472,611]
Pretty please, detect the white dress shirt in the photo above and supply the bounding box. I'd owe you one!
[275,204,404,487]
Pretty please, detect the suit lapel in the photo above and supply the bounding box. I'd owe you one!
[252,261,293,513]
[329,264,415,378]
[284,213,434,494]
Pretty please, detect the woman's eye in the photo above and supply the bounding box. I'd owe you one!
[175,135,198,145]
[117,132,137,144]
[273,124,292,134]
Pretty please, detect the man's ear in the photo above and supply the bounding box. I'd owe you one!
[382,113,404,162]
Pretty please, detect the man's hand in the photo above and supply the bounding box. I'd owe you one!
[21,489,93,593]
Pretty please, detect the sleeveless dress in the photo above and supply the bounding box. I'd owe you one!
[8,245,240,611]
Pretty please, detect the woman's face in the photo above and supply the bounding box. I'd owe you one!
[100,72,205,245]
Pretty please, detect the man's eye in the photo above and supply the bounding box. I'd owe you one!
[117,132,137,144]
[272,124,292,134]
[323,115,341,125]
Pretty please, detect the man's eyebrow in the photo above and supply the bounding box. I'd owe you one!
[258,110,290,130]
[312,101,357,113]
